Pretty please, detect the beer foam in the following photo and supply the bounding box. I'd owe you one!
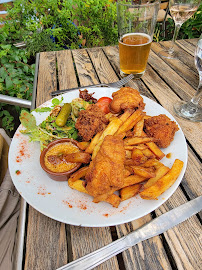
[120,33,152,46]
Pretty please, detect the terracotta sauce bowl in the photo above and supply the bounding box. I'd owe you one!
[40,138,81,181]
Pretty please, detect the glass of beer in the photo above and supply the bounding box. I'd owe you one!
[117,0,160,78]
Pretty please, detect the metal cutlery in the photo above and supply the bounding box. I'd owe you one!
[51,74,134,96]
[57,196,202,270]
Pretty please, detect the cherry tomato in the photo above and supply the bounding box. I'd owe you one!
[96,97,112,114]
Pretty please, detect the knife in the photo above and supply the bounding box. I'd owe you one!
[57,196,202,270]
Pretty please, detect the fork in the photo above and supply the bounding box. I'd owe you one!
[51,74,134,96]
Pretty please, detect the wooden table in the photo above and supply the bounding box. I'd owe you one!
[18,39,202,270]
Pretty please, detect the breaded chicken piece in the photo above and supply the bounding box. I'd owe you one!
[75,104,108,141]
[144,114,179,148]
[109,87,145,114]
[85,135,125,199]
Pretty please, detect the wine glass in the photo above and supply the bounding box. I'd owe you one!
[173,34,202,122]
[159,0,201,59]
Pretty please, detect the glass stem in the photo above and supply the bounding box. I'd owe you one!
[191,82,202,105]
[169,23,182,54]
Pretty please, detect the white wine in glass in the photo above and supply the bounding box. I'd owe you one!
[174,35,202,122]
[159,0,201,59]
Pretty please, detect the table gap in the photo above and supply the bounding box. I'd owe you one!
[55,56,60,92]
[196,213,202,224]
[70,50,81,87]
[160,233,178,270]
[110,226,126,270]
[22,204,30,269]
[186,140,202,165]
[65,224,74,263]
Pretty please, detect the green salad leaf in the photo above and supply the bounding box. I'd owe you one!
[20,110,37,131]
[19,104,78,149]
[34,107,52,113]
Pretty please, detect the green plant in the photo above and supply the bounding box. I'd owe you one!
[0,44,35,132]
[25,30,60,58]
[1,0,118,54]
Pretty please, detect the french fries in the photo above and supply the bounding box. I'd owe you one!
[62,152,91,164]
[123,175,147,186]
[133,118,144,136]
[143,165,170,189]
[131,148,147,165]
[105,194,121,208]
[116,110,144,135]
[68,179,88,194]
[85,131,102,154]
[132,166,156,178]
[77,141,90,151]
[146,142,165,160]
[68,166,89,183]
[124,136,155,146]
[119,109,134,122]
[120,184,141,201]
[92,118,123,159]
[140,159,184,200]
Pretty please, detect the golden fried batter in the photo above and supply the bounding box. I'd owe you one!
[75,104,108,141]
[85,135,125,199]
[109,87,145,114]
[144,114,179,148]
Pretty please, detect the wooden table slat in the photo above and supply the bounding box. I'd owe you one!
[72,49,100,86]
[57,50,78,90]
[36,52,57,106]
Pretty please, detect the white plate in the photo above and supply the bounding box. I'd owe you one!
[9,87,187,227]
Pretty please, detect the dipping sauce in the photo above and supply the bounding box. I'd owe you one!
[44,142,80,173]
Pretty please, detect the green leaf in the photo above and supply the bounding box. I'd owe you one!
[52,98,60,106]
[23,65,29,73]
[14,55,20,61]
[0,67,7,80]
[1,44,11,50]
[20,110,37,131]
[12,78,22,84]
[2,110,10,116]
[34,107,52,113]
[5,76,13,89]
[22,56,28,63]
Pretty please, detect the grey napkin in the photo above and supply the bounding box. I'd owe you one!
[0,129,20,270]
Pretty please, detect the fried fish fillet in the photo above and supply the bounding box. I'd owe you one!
[85,135,125,199]
[144,114,179,148]
[109,87,145,114]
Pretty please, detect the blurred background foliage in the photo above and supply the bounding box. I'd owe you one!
[0,0,201,134]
